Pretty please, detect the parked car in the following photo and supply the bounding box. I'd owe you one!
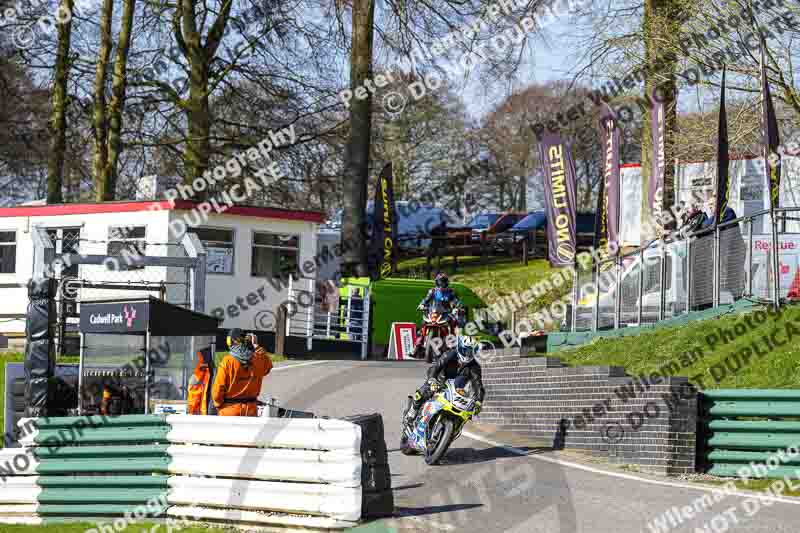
[325,202,448,251]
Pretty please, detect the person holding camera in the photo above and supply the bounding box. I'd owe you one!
[212,328,274,416]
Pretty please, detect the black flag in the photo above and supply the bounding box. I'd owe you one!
[538,131,578,268]
[715,65,730,225]
[368,163,397,280]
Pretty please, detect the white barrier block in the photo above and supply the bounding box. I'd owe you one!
[0,504,40,515]
[166,445,361,486]
[167,477,362,522]
[0,478,41,504]
[0,449,38,475]
[164,415,362,451]
[166,505,358,530]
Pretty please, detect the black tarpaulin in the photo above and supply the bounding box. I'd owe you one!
[79,297,221,335]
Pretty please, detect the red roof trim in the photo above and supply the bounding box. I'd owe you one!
[0,200,325,223]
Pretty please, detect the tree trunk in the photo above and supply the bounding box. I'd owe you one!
[341,0,375,277]
[92,0,114,201]
[640,0,679,241]
[174,0,233,199]
[518,175,527,211]
[103,0,137,199]
[46,0,75,204]
[185,58,211,195]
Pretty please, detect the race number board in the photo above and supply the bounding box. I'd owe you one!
[387,322,418,360]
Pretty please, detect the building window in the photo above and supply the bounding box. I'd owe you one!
[192,228,234,274]
[251,232,300,278]
[107,226,147,270]
[46,227,81,278]
[0,231,16,274]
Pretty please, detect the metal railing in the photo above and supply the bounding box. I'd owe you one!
[287,277,371,360]
[569,208,800,332]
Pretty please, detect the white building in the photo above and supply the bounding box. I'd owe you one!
[0,200,326,344]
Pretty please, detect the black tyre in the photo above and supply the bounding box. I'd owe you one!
[425,416,455,465]
[424,340,434,363]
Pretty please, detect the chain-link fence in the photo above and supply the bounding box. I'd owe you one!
[569,208,800,332]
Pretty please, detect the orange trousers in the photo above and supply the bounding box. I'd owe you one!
[217,402,259,416]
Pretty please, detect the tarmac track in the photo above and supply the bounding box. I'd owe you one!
[263,360,800,533]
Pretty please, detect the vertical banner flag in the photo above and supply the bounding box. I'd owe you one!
[650,90,666,235]
[369,163,398,280]
[760,46,782,211]
[597,103,621,266]
[539,131,577,268]
[715,65,730,225]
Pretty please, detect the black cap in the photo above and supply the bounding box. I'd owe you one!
[228,328,245,340]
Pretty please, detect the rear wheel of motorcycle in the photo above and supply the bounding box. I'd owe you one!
[425,416,455,465]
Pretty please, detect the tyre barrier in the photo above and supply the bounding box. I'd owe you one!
[0,413,393,529]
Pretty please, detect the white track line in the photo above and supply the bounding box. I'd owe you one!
[271,360,330,371]
[462,430,800,506]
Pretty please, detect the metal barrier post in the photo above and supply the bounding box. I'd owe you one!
[614,255,621,329]
[306,279,313,351]
[659,240,666,320]
[346,286,353,338]
[713,225,720,308]
[637,248,644,325]
[772,212,781,309]
[747,217,753,297]
[571,265,578,332]
[361,287,370,360]
[686,237,692,313]
[593,261,600,332]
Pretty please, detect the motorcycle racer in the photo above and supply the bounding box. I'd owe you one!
[405,336,486,426]
[417,272,462,317]
[414,272,463,357]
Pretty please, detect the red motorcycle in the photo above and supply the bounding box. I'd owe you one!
[414,302,460,363]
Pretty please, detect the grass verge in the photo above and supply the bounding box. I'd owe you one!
[397,256,571,329]
[554,304,800,389]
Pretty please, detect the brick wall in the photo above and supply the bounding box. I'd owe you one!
[476,348,697,476]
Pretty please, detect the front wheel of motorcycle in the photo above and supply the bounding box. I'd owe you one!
[424,336,435,364]
[425,416,455,465]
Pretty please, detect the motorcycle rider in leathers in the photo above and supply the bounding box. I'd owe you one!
[405,336,486,426]
[414,272,463,355]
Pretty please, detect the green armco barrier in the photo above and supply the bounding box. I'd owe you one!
[707,464,800,479]
[708,420,800,433]
[30,414,167,429]
[37,475,170,487]
[34,444,169,458]
[706,401,800,417]
[32,426,171,445]
[707,450,800,464]
[341,276,486,347]
[707,433,800,450]
[703,389,800,400]
[36,457,172,474]
[700,389,800,478]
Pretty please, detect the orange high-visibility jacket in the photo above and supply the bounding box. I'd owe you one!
[212,347,273,416]
[187,357,211,415]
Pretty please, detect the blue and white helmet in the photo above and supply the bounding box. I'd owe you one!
[456,336,477,365]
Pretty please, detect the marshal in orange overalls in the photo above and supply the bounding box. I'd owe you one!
[211,346,273,416]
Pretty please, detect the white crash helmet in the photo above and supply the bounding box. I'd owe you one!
[456,336,478,365]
